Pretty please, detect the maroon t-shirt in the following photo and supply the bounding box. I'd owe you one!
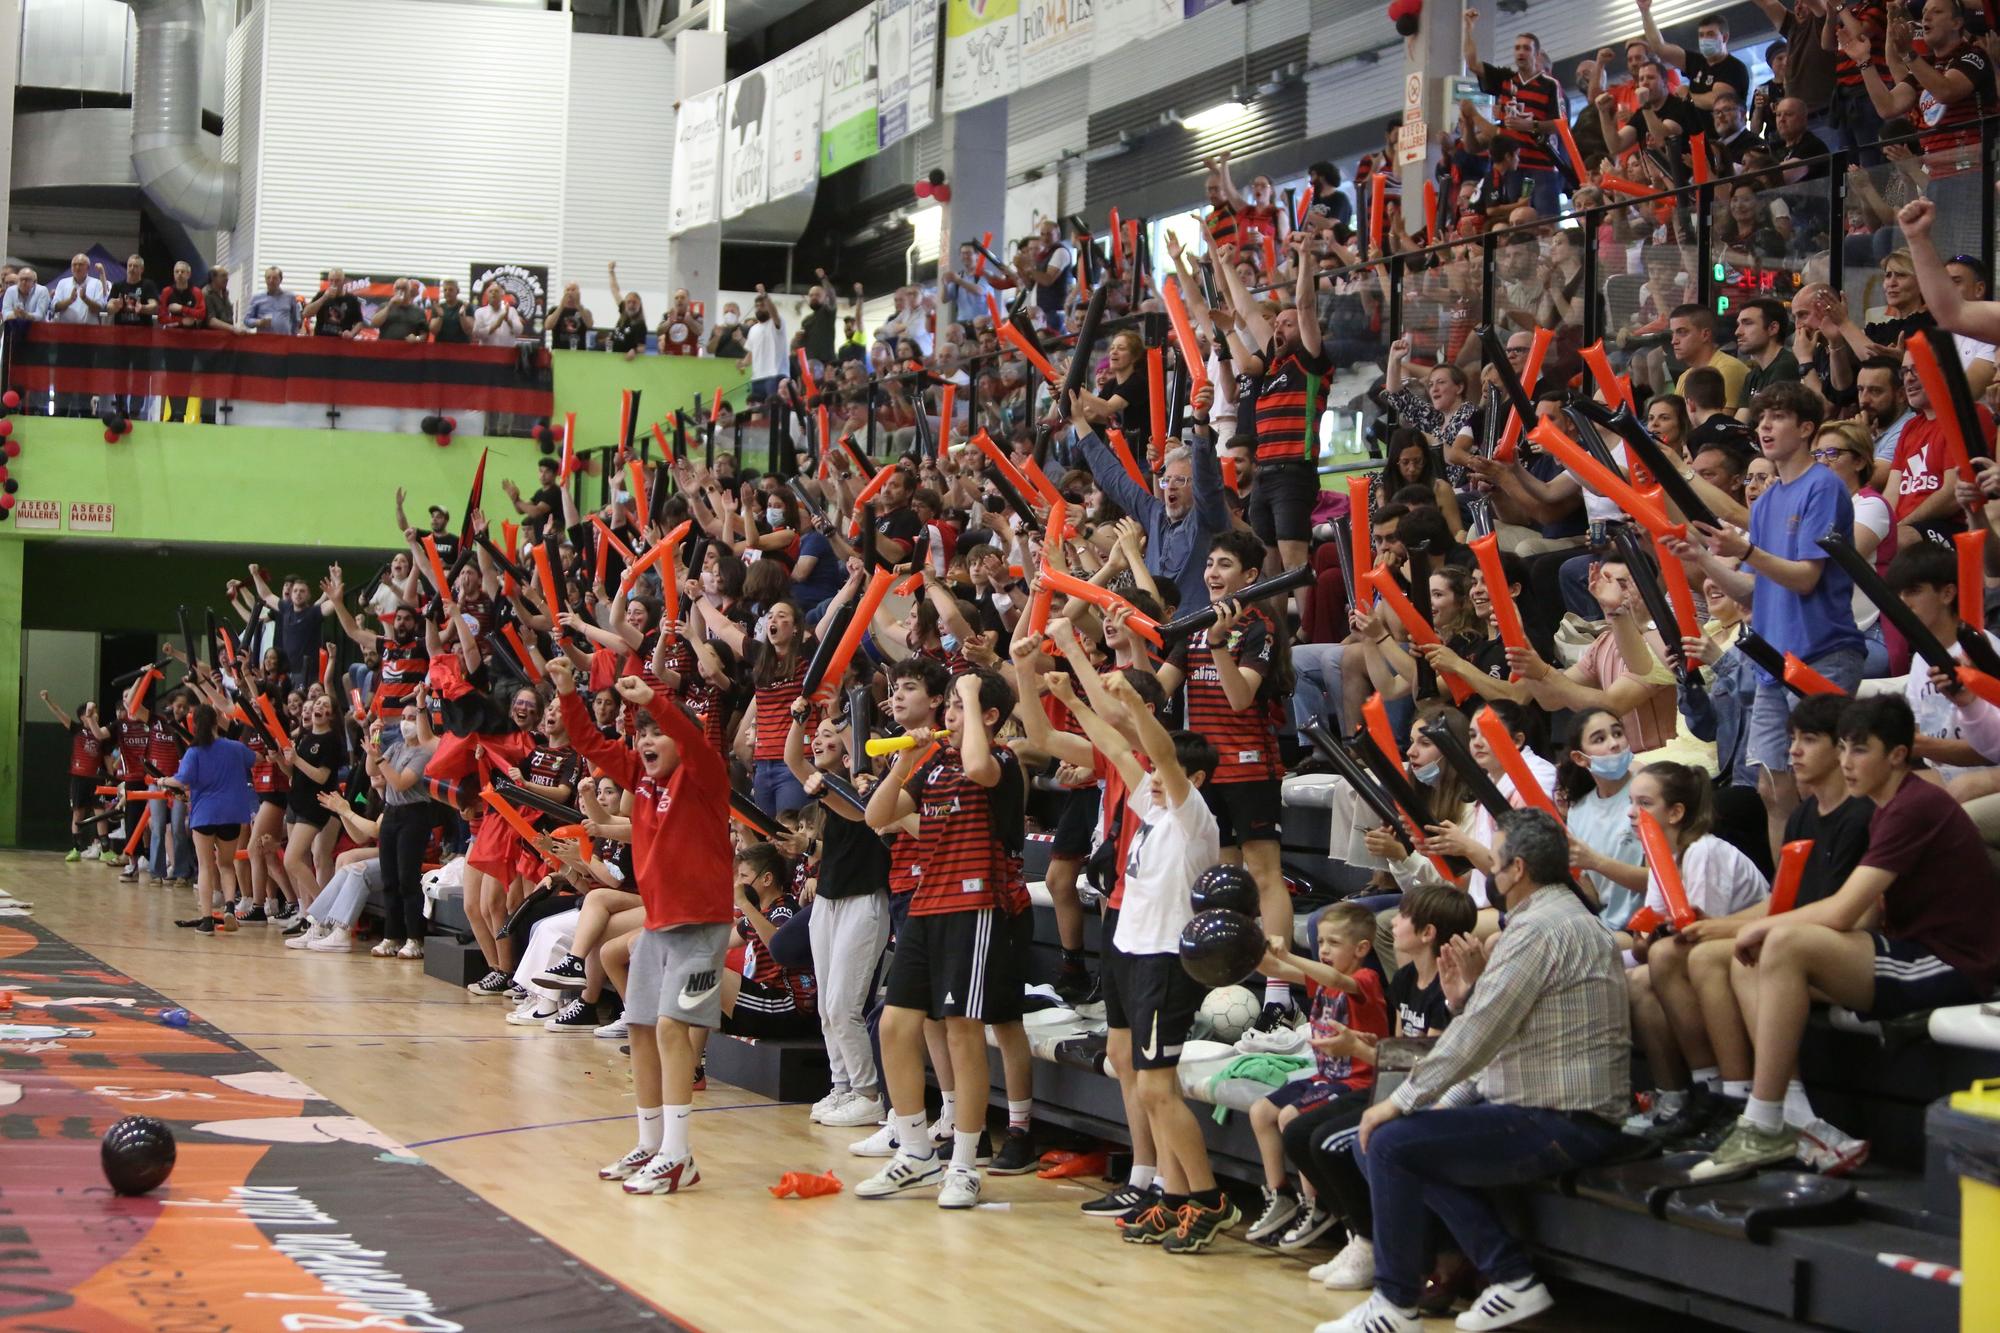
[1859,771,2000,989]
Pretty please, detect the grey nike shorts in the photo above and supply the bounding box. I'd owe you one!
[626,921,733,1029]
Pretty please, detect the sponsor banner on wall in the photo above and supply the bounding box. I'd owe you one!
[722,70,770,219]
[819,6,880,176]
[1093,0,1179,56]
[877,0,938,150]
[468,262,548,328]
[942,0,1019,114]
[1018,0,1093,84]
[669,86,724,235]
[767,41,826,200]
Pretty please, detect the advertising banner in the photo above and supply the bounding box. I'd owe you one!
[669,86,724,234]
[1018,0,1093,86]
[941,0,1019,115]
[877,0,938,150]
[819,7,879,176]
[722,71,770,219]
[766,41,826,200]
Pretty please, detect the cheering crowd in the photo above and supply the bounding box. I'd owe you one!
[41,2,2000,1330]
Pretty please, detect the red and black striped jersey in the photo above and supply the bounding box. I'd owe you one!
[116,717,149,777]
[680,677,731,760]
[68,725,103,779]
[908,744,1027,917]
[887,826,923,898]
[1167,607,1282,786]
[1479,63,1563,172]
[738,892,816,1010]
[1833,2,1888,87]
[1254,340,1333,464]
[146,718,184,777]
[376,632,429,715]
[520,743,581,826]
[1204,202,1242,252]
[751,649,807,762]
[1912,42,1994,173]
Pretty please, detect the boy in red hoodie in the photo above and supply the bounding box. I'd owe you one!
[554,660,732,1196]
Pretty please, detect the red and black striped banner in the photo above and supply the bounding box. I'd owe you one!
[10,323,554,416]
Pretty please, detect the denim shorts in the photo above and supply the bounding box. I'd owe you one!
[1746,645,1866,774]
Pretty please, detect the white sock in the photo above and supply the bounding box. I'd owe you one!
[1783,1079,1815,1128]
[1129,1164,1156,1190]
[952,1129,981,1171]
[894,1112,932,1157]
[1721,1080,1751,1102]
[1744,1096,1785,1134]
[1690,1065,1721,1091]
[1264,977,1291,1007]
[938,1091,957,1124]
[829,1080,851,1097]
[1654,1088,1687,1117]
[661,1104,692,1161]
[1007,1098,1032,1133]
[636,1105,663,1153]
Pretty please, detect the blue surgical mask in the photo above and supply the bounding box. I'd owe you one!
[940,632,961,653]
[1697,36,1725,59]
[1588,749,1634,779]
[1412,760,1442,785]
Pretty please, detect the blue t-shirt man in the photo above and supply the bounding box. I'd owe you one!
[1746,461,1864,680]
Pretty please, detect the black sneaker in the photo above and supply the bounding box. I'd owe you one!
[239,904,268,923]
[1053,962,1095,1006]
[1115,1183,1166,1225]
[466,969,512,998]
[174,916,206,929]
[533,953,587,989]
[1119,1200,1176,1244]
[281,918,311,938]
[544,997,597,1033]
[1252,1001,1296,1033]
[988,1128,1038,1175]
[1082,1183,1151,1216]
[193,917,216,935]
[1163,1196,1242,1254]
[691,1060,707,1092]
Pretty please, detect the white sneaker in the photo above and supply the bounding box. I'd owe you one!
[1794,1117,1871,1176]
[1236,1025,1309,1055]
[598,1145,653,1181]
[370,939,398,957]
[809,1088,853,1123]
[396,940,424,960]
[505,1001,559,1026]
[854,1150,945,1199]
[593,1016,629,1040]
[927,1117,953,1146]
[1455,1278,1554,1331]
[849,1123,900,1157]
[1316,1235,1375,1289]
[284,921,326,951]
[937,1166,981,1209]
[1314,1292,1422,1333]
[306,924,353,953]
[822,1093,887,1128]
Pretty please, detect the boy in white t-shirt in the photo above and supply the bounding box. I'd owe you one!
[1043,619,1239,1256]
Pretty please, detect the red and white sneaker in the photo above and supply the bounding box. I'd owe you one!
[1794,1119,1870,1176]
[598,1145,653,1181]
[623,1153,700,1195]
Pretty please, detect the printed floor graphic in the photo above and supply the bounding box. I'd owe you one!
[0,919,682,1332]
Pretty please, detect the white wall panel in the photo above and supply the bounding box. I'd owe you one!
[1007,66,1085,181]
[1087,6,1246,115]
[216,2,261,279]
[252,0,568,290]
[1247,0,1308,50]
[560,32,674,327]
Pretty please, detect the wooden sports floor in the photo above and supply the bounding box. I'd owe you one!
[9,852,1715,1333]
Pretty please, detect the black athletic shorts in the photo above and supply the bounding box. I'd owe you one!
[193,822,241,840]
[1202,777,1283,847]
[1247,459,1318,546]
[1864,934,1990,1019]
[1101,907,1128,1029]
[723,978,820,1039]
[258,791,287,808]
[883,907,1028,1023]
[69,775,98,810]
[1049,785,1102,859]
[1120,951,1204,1071]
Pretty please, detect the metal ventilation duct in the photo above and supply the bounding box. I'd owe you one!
[122,0,237,230]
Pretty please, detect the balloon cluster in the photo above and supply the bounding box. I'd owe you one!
[1388,0,1422,36]
[531,417,557,454]
[0,391,22,519]
[421,414,458,447]
[913,168,951,204]
[1177,864,1266,988]
[99,405,134,444]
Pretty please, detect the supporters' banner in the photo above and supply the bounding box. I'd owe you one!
[877,0,938,150]
[468,262,548,329]
[942,0,1019,114]
[1093,0,1178,55]
[13,323,555,416]
[819,6,879,176]
[670,86,724,235]
[722,70,770,219]
[316,272,445,337]
[767,41,826,201]
[1018,0,1093,83]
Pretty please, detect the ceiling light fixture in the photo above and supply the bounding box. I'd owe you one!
[1181,99,1249,132]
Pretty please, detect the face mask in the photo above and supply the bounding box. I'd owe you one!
[1588,749,1634,779]
[399,721,420,742]
[1697,36,1725,58]
[765,506,786,528]
[1412,760,1442,785]
[940,632,961,654]
[722,311,739,325]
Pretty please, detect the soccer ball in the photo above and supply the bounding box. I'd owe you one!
[1194,985,1260,1043]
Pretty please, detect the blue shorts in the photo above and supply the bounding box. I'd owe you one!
[1864,934,1991,1019]
[752,758,809,816]
[1747,646,1866,774]
[1264,1075,1340,1114]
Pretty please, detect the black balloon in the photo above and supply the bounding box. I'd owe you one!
[1189,863,1260,917]
[101,1115,176,1196]
[1179,909,1266,988]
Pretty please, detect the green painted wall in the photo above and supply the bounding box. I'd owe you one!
[547,351,743,453]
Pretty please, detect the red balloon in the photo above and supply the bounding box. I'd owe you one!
[933,184,951,203]
[1,494,15,510]
[913,180,932,199]
[444,416,458,432]
[105,428,120,443]
[4,440,18,458]
[0,466,8,483]
[0,419,12,437]
[435,433,451,447]
[1,390,18,410]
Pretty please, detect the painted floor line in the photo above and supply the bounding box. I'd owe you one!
[409,1102,794,1148]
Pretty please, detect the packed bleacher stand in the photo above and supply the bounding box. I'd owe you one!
[40,1,2000,1327]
